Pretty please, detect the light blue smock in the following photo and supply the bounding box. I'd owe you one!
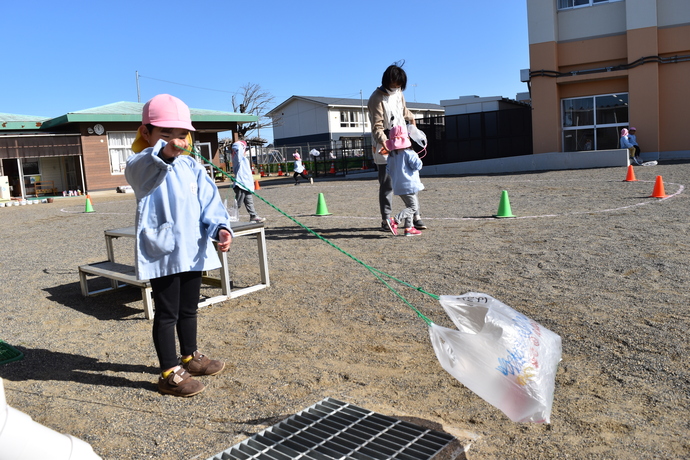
[231,151,255,191]
[386,148,424,196]
[125,140,231,280]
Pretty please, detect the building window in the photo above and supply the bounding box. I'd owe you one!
[107,131,137,174]
[562,94,628,152]
[558,0,621,9]
[22,159,40,176]
[340,110,368,129]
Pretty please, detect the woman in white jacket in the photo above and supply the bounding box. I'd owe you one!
[367,62,426,232]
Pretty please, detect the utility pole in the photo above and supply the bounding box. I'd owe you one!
[359,89,367,138]
[136,71,141,102]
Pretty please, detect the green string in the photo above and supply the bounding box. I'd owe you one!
[178,145,437,326]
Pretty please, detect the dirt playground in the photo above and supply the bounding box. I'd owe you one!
[0,163,689,459]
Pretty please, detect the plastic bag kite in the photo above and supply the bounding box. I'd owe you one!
[429,293,562,423]
[175,144,562,424]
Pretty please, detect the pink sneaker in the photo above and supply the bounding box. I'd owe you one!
[404,227,422,236]
[386,218,398,236]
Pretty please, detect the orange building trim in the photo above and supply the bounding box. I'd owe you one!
[527,0,690,160]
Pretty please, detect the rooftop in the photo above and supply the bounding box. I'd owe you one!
[1,102,258,132]
[267,95,444,116]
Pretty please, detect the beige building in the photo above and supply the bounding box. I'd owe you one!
[526,0,690,160]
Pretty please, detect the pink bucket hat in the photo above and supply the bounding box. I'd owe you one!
[142,94,195,131]
[131,94,195,153]
[231,140,247,155]
[293,152,301,160]
[385,125,412,151]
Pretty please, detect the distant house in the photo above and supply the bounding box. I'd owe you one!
[0,102,256,198]
[440,95,531,116]
[266,96,444,149]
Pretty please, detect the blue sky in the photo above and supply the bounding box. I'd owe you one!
[4,1,529,142]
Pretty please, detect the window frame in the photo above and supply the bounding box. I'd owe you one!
[561,93,629,152]
[339,110,368,129]
[107,130,137,175]
[557,0,622,10]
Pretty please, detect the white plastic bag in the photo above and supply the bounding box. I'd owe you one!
[224,198,240,222]
[407,123,427,150]
[429,293,561,423]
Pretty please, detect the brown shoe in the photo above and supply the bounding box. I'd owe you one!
[182,350,225,376]
[158,366,205,397]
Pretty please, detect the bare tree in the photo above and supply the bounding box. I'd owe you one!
[231,83,280,144]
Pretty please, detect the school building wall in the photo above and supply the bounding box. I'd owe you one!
[79,122,138,191]
[527,0,690,159]
[271,101,330,142]
[80,123,224,192]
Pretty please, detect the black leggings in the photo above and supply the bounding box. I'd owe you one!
[150,271,202,370]
[294,171,311,182]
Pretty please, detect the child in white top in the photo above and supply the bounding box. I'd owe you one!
[292,151,313,185]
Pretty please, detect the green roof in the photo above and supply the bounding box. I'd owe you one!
[39,101,257,130]
[0,112,49,130]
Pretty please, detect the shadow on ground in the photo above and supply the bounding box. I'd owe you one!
[43,282,145,321]
[0,347,157,390]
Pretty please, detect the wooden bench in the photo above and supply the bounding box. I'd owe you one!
[35,180,57,196]
[78,222,269,319]
[78,261,154,319]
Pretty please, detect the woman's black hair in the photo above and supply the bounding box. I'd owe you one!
[381,60,407,91]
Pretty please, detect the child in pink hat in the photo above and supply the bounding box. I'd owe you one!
[126,94,232,397]
[231,140,265,222]
[292,150,313,185]
[385,143,424,236]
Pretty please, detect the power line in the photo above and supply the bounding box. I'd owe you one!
[138,74,240,94]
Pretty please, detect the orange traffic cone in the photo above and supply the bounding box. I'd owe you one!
[277,164,284,176]
[361,159,367,170]
[624,164,638,182]
[254,180,261,191]
[329,162,336,174]
[260,164,265,177]
[649,175,667,198]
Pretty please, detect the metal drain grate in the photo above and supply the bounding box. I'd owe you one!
[207,397,458,460]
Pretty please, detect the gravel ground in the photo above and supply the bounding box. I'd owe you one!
[0,162,689,459]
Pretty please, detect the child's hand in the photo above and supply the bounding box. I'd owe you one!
[217,228,232,252]
[161,139,188,160]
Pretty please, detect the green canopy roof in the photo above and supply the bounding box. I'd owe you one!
[0,112,49,130]
[39,101,257,130]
